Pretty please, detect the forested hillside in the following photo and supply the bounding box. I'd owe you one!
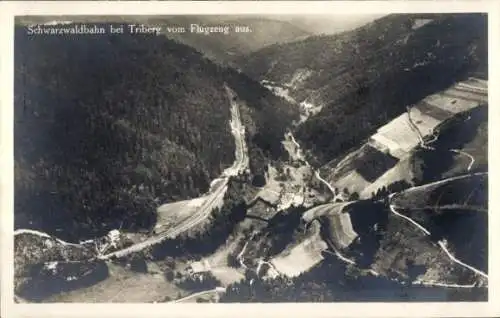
[14,23,298,240]
[241,14,487,164]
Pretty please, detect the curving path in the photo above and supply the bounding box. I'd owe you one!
[322,248,355,265]
[450,149,475,172]
[16,86,249,262]
[388,195,488,280]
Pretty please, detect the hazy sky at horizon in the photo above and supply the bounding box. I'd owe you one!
[261,14,386,34]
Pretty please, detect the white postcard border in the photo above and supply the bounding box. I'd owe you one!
[1,1,499,317]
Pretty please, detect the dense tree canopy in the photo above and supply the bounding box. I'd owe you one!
[14,24,298,240]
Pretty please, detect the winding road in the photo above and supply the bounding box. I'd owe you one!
[450,149,475,172]
[388,190,488,280]
[287,132,345,202]
[15,86,248,262]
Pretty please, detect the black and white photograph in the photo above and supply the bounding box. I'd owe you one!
[3,1,496,314]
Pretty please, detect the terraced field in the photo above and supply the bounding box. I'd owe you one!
[322,78,487,199]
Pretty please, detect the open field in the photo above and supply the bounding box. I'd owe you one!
[414,101,455,121]
[334,170,371,198]
[47,262,186,303]
[324,144,399,197]
[375,109,439,154]
[269,221,328,277]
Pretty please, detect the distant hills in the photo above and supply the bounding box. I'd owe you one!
[16,15,381,66]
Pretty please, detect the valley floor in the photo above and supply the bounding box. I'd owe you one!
[14,78,488,303]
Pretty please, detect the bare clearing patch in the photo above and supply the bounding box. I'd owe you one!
[155,197,208,231]
[206,234,243,267]
[285,68,313,88]
[335,169,371,195]
[269,221,328,277]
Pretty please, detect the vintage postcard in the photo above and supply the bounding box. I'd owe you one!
[1,1,499,317]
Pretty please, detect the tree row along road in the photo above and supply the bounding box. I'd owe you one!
[100,88,248,260]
